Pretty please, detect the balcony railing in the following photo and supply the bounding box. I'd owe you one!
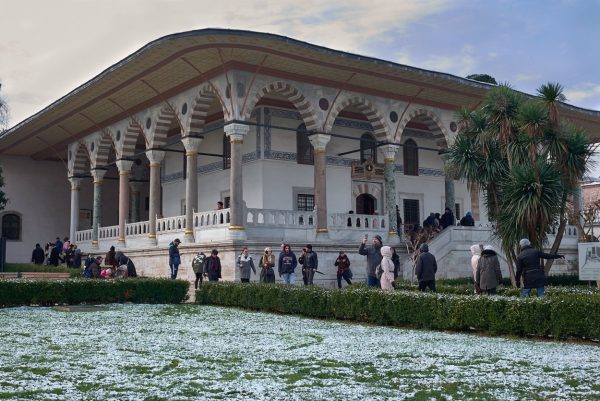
[329,213,387,230]
[245,208,315,227]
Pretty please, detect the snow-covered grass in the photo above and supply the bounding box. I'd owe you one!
[0,304,599,400]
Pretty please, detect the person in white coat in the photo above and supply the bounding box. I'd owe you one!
[470,244,484,293]
[379,246,396,291]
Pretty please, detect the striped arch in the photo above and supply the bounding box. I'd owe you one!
[396,108,449,148]
[121,118,147,158]
[92,129,116,169]
[69,142,91,176]
[324,95,389,140]
[243,81,319,131]
[187,83,229,136]
[152,104,178,148]
[352,181,383,200]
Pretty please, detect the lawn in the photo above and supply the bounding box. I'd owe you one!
[0,304,598,400]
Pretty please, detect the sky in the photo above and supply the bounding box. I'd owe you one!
[1,0,600,128]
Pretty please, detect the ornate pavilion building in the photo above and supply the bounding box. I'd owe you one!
[1,29,598,283]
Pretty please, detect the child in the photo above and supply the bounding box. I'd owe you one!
[379,246,396,291]
[334,251,352,289]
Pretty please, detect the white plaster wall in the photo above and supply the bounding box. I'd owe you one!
[0,156,70,262]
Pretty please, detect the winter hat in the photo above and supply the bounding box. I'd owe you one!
[374,235,383,244]
[483,245,495,253]
[519,238,531,248]
[466,211,472,217]
[420,243,429,252]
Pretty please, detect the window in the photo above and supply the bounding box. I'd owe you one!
[297,194,315,212]
[403,138,419,176]
[403,199,420,226]
[223,134,231,169]
[224,196,230,209]
[1,213,21,240]
[296,123,314,165]
[360,133,377,163]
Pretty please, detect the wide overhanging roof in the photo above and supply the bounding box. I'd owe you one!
[2,28,600,160]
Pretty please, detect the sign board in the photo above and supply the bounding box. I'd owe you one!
[578,242,600,280]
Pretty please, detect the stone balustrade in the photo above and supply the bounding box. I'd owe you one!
[329,213,387,230]
[125,221,150,237]
[99,225,119,240]
[76,229,93,242]
[157,216,186,233]
[245,208,314,227]
[193,209,230,228]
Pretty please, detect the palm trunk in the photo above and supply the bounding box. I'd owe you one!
[545,191,569,275]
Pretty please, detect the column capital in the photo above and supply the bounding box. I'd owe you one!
[181,136,203,154]
[224,123,250,142]
[145,150,165,166]
[91,169,107,183]
[68,177,82,190]
[380,144,400,162]
[115,159,134,173]
[308,133,331,152]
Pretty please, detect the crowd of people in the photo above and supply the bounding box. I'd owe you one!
[31,237,83,268]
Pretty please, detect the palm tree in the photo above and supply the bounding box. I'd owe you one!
[447,83,594,285]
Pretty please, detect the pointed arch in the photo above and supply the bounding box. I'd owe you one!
[92,129,116,169]
[396,108,449,148]
[324,95,389,140]
[121,118,147,158]
[186,83,229,137]
[152,104,178,148]
[69,141,91,176]
[244,81,319,131]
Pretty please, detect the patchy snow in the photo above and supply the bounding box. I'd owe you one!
[0,305,598,400]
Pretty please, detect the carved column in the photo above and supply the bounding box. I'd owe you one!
[68,177,82,244]
[91,169,106,249]
[224,123,249,239]
[309,133,331,236]
[381,144,400,237]
[146,150,165,246]
[182,137,203,243]
[116,159,133,246]
[129,181,142,223]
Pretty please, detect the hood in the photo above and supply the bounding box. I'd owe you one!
[470,244,482,256]
[381,246,392,257]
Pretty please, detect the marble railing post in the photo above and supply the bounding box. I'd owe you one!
[224,123,249,239]
[146,151,165,246]
[68,177,82,244]
[91,169,106,249]
[116,160,133,246]
[381,144,400,238]
[181,137,203,243]
[309,133,331,236]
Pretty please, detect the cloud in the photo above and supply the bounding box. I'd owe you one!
[564,83,600,103]
[417,45,477,76]
[514,73,541,82]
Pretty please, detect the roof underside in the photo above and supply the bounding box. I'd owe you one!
[2,28,600,159]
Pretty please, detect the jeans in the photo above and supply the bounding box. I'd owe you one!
[367,276,380,288]
[194,272,203,289]
[418,280,436,292]
[337,271,352,288]
[170,263,179,279]
[521,287,545,298]
[281,272,296,285]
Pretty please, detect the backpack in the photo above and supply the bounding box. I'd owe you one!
[84,256,94,269]
[192,253,206,274]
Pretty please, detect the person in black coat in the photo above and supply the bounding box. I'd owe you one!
[204,249,222,282]
[31,244,45,264]
[415,243,437,292]
[440,207,455,230]
[460,211,475,226]
[516,238,564,297]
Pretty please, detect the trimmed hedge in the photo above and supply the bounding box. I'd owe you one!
[0,278,189,307]
[2,263,81,278]
[196,283,600,340]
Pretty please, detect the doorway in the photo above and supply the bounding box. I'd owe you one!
[356,193,376,215]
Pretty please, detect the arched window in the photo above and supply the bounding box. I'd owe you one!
[360,133,377,163]
[1,213,21,240]
[403,138,419,176]
[223,134,231,169]
[296,123,314,165]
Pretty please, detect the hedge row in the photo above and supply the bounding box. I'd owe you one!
[196,283,600,340]
[437,274,588,287]
[3,263,74,274]
[0,278,189,307]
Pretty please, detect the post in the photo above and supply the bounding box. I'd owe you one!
[146,151,165,246]
[181,137,203,243]
[91,169,106,249]
[381,144,399,238]
[309,133,331,237]
[68,177,82,244]
[224,123,249,240]
[115,160,133,246]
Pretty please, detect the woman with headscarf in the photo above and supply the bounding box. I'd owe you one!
[259,247,276,283]
[470,244,484,293]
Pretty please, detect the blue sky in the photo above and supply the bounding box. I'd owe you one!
[1,0,599,128]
